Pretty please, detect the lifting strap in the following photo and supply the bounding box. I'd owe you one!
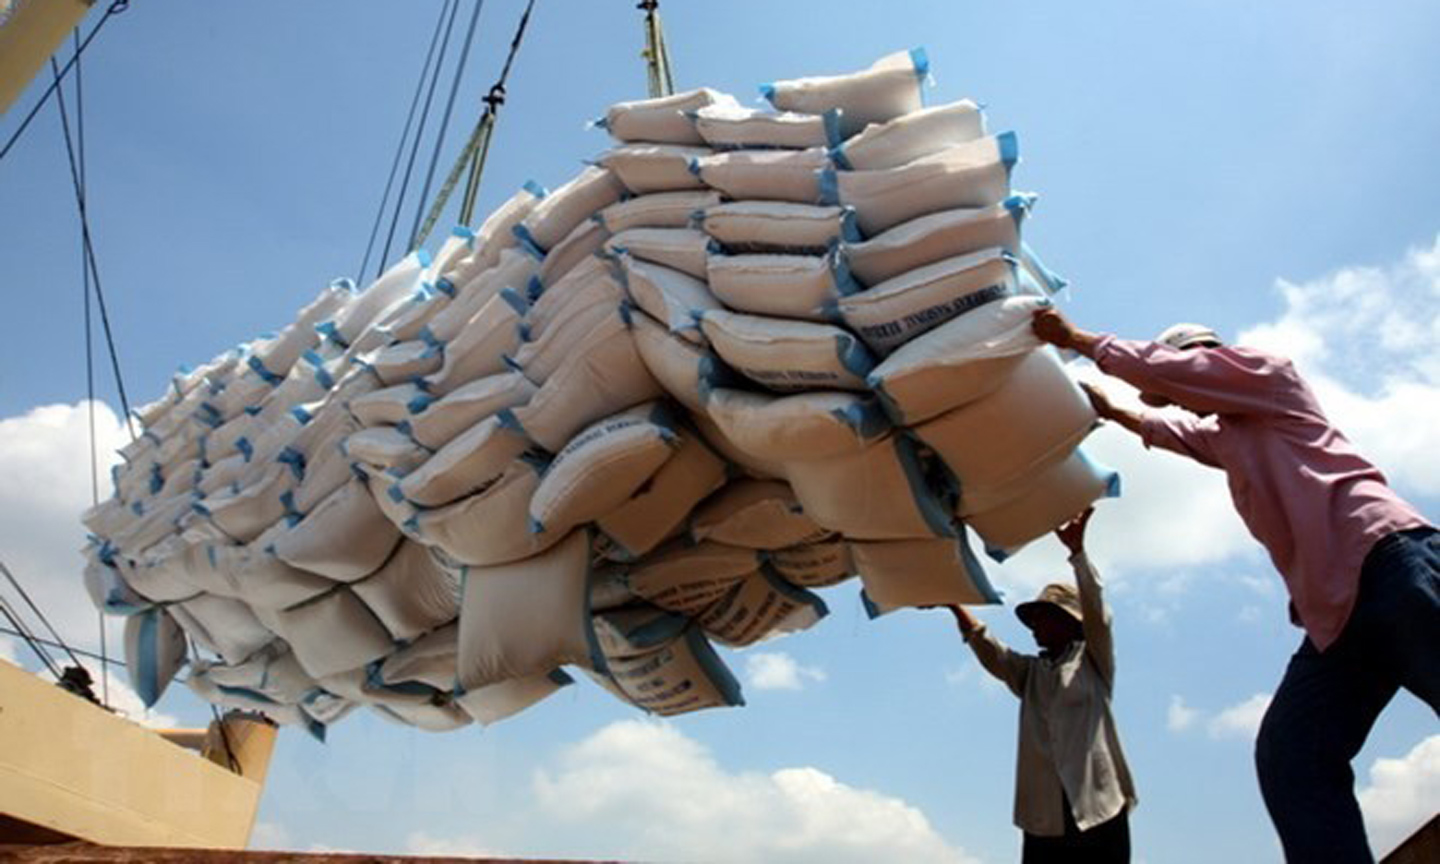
[639,0,674,99]
[413,0,539,249]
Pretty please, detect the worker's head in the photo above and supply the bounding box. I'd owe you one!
[1140,322,1223,408]
[1015,583,1084,654]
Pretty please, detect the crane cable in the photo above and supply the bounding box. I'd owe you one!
[639,0,674,99]
[356,0,459,286]
[408,0,488,251]
[413,0,539,248]
[0,0,129,167]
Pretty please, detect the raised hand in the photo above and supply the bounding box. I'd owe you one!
[1055,507,1094,555]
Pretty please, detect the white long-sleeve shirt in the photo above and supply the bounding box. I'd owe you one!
[965,552,1137,836]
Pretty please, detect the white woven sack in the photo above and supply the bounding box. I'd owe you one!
[526,255,624,342]
[767,538,855,588]
[350,383,425,427]
[689,479,832,549]
[457,669,574,726]
[853,534,1000,616]
[831,132,1018,236]
[272,587,396,679]
[600,625,743,717]
[332,251,429,346]
[123,606,188,705]
[786,434,955,540]
[597,143,711,194]
[171,593,274,666]
[627,308,722,412]
[270,476,402,581]
[428,246,540,343]
[596,428,727,561]
[830,99,985,170]
[966,449,1119,557]
[867,294,1049,425]
[604,227,712,280]
[517,166,625,252]
[343,426,427,472]
[537,219,608,287]
[350,540,459,641]
[503,321,662,452]
[706,251,859,322]
[399,414,530,507]
[407,370,536,450]
[693,102,828,150]
[764,49,929,138]
[702,388,888,463]
[425,288,528,394]
[443,181,545,284]
[699,309,875,393]
[511,300,627,384]
[413,457,567,566]
[601,88,730,145]
[595,189,722,233]
[693,148,829,204]
[697,567,827,647]
[701,201,857,255]
[528,403,678,535]
[844,196,1031,286]
[839,246,1017,355]
[619,254,719,344]
[456,529,603,689]
[915,348,1095,514]
[626,541,761,616]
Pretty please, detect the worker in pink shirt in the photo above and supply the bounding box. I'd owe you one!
[1029,307,1437,862]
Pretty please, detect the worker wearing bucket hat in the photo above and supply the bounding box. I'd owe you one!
[944,508,1136,863]
[1030,306,1437,863]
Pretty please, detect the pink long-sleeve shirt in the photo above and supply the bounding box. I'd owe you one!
[1094,336,1431,651]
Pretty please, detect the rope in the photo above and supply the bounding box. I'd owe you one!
[185,635,241,773]
[408,0,488,250]
[0,561,84,670]
[414,0,539,245]
[378,0,463,278]
[0,626,124,669]
[70,24,112,706]
[49,55,137,440]
[356,0,457,285]
[0,600,61,679]
[0,0,129,168]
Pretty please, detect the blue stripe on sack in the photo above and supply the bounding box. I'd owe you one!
[817,167,840,206]
[909,46,931,82]
[523,179,548,199]
[860,589,885,620]
[236,437,253,462]
[290,406,313,425]
[579,543,610,677]
[135,610,161,706]
[761,565,829,619]
[689,625,744,707]
[416,248,433,269]
[1003,192,1037,228]
[277,447,307,481]
[832,397,890,440]
[149,464,164,494]
[758,82,777,107]
[839,206,862,243]
[822,108,845,151]
[246,355,283,386]
[997,130,1020,172]
[957,524,1003,604]
[830,247,862,296]
[526,274,544,302]
[547,668,574,687]
[407,393,435,415]
[686,156,703,177]
[528,516,545,535]
[434,276,456,297]
[512,223,546,258]
[834,334,877,381]
[495,407,528,438]
[452,225,476,247]
[499,286,529,314]
[894,434,958,538]
[1020,242,1069,295]
[280,491,303,527]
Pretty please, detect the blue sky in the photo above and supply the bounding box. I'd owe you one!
[1,1,1437,861]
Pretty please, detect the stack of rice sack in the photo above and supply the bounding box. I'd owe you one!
[80,49,1116,738]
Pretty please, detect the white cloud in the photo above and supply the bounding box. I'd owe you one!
[1206,692,1272,741]
[531,719,979,864]
[746,652,827,691]
[1239,234,1440,499]
[0,401,129,655]
[1166,695,1198,732]
[406,832,506,857]
[248,821,293,851]
[1358,735,1440,857]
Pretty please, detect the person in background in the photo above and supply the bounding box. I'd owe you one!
[1031,307,1438,863]
[944,507,1136,863]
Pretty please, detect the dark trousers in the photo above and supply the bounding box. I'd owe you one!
[1022,805,1130,864]
[1255,527,1440,863]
